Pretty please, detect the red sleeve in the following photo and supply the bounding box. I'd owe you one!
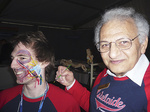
[65,68,107,112]
[65,81,90,112]
[143,64,150,112]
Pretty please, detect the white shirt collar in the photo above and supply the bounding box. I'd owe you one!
[107,54,149,86]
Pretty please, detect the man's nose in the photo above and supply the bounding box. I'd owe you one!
[109,42,121,58]
[11,58,19,69]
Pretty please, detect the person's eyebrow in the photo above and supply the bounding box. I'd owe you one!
[17,54,27,56]
[16,53,29,57]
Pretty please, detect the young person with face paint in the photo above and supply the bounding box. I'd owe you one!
[0,31,81,112]
[56,7,150,112]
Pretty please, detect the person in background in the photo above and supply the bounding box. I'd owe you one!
[56,7,150,112]
[0,31,80,112]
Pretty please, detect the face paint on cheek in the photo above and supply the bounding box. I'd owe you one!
[17,59,39,82]
[16,49,43,85]
[29,64,43,85]
[16,60,31,83]
[17,60,32,74]
[20,57,43,85]
[26,56,43,85]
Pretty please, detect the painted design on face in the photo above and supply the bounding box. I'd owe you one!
[16,50,43,85]
[29,63,43,85]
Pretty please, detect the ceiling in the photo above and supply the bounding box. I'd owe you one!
[0,0,135,30]
[0,0,150,61]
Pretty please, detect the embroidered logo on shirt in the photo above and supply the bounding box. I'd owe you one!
[95,83,126,111]
[97,83,110,90]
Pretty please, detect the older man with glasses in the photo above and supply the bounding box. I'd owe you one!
[56,7,150,112]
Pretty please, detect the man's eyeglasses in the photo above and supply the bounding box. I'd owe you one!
[96,34,140,53]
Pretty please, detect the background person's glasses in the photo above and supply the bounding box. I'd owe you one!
[96,34,140,53]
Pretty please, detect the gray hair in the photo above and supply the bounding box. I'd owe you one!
[94,7,149,50]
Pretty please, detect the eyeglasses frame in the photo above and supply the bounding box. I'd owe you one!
[96,34,140,53]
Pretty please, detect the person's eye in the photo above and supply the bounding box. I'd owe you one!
[19,56,27,61]
[101,43,109,48]
[120,40,130,45]
[20,57,26,60]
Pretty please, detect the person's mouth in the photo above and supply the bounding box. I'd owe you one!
[16,71,23,75]
[110,59,124,64]
[14,69,25,78]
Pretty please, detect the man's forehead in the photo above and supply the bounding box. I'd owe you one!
[11,43,32,57]
[100,19,138,39]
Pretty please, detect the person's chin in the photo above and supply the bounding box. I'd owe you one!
[16,80,24,84]
[16,77,27,84]
[111,68,126,76]
[109,65,125,73]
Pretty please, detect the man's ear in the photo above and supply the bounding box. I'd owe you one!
[40,62,50,68]
[141,36,148,54]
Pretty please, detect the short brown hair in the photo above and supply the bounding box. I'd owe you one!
[11,31,55,81]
